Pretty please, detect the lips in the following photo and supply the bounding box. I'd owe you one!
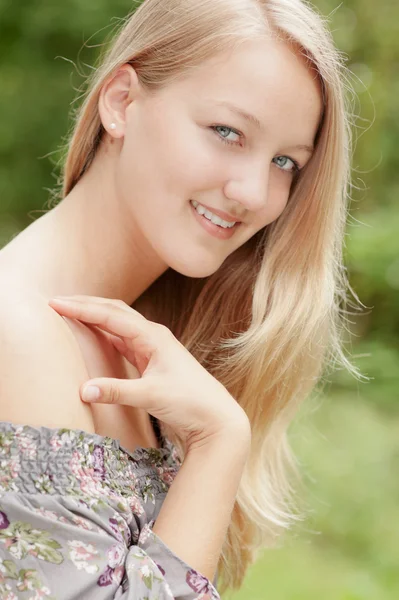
[190,200,241,240]
[191,199,242,223]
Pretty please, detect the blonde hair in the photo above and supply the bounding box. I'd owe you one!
[58,0,366,594]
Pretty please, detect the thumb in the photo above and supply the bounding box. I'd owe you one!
[80,377,150,407]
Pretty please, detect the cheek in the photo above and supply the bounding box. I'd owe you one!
[121,102,228,200]
[257,174,291,226]
[116,114,180,213]
[162,123,225,192]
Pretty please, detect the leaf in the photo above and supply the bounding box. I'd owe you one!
[36,544,64,565]
[3,559,18,579]
[143,572,153,590]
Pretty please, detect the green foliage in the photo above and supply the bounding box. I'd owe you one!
[0,0,135,231]
[227,389,399,599]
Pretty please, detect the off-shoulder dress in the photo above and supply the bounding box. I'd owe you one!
[0,418,220,599]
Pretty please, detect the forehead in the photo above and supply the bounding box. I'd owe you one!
[163,37,323,144]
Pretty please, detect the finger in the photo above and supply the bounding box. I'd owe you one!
[108,334,129,355]
[108,335,140,369]
[49,295,144,317]
[48,298,151,343]
[51,295,120,303]
[80,377,151,408]
[107,333,128,351]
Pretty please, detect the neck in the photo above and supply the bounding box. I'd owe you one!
[1,146,168,305]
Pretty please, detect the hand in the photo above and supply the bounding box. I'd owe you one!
[48,295,250,450]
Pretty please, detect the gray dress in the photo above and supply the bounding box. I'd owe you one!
[0,421,220,599]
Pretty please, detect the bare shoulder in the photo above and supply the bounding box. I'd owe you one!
[0,285,96,432]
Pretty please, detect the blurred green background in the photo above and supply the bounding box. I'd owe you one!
[0,0,398,598]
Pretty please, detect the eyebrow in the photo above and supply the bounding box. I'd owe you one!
[213,100,314,154]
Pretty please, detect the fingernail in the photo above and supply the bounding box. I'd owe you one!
[82,385,101,402]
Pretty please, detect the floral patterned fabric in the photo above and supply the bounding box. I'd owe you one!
[0,421,220,600]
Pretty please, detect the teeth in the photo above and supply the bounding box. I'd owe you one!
[190,200,236,228]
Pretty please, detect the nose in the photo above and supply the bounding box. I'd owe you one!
[223,159,270,214]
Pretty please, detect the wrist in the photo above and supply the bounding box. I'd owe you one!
[186,418,251,457]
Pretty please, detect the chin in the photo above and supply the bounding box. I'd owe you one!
[168,256,223,279]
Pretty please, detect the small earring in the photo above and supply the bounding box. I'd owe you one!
[110,123,117,130]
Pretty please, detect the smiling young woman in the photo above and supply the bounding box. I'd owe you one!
[0,0,365,598]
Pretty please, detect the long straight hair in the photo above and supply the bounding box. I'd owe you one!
[59,0,365,593]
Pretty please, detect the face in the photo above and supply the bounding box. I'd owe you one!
[109,37,323,277]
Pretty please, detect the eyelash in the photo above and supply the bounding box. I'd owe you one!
[210,125,301,174]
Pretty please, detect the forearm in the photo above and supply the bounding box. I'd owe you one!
[152,426,251,582]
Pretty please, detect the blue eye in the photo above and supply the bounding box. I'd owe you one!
[211,125,301,174]
[272,156,300,174]
[211,125,242,146]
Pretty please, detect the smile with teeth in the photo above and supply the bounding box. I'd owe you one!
[190,200,236,228]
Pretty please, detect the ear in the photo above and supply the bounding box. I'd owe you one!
[98,64,141,138]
